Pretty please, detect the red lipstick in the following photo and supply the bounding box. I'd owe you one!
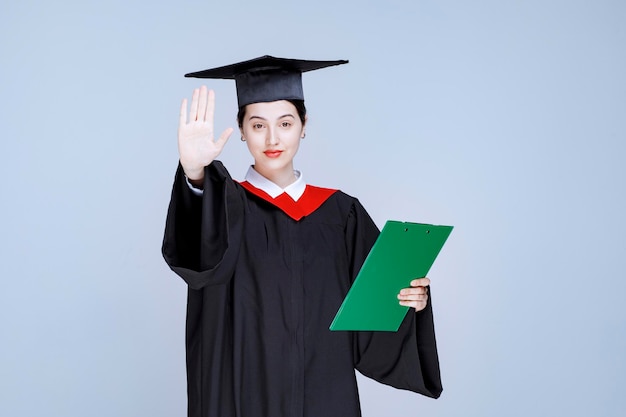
[264,150,283,158]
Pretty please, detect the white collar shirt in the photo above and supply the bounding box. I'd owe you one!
[186,165,306,202]
[244,166,306,201]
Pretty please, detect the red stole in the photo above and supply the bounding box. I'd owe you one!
[239,181,338,221]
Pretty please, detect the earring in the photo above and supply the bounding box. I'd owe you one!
[301,133,306,139]
[241,136,246,142]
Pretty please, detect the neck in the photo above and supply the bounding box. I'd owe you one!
[254,165,297,189]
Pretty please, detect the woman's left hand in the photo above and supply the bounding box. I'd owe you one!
[397,277,430,312]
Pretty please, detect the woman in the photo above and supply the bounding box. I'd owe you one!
[162,56,442,417]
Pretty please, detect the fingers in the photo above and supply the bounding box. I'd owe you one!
[216,127,234,149]
[398,299,428,312]
[410,277,430,288]
[188,88,199,122]
[179,85,215,125]
[205,88,215,125]
[197,86,209,122]
[397,286,428,299]
[183,87,215,124]
[397,289,428,311]
[397,277,430,312]
[178,87,230,159]
[398,277,430,298]
[179,98,188,127]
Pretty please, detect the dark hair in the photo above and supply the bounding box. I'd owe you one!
[237,99,307,128]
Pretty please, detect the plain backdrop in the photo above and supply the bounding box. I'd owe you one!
[1,1,625,416]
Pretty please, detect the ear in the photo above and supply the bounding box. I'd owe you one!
[301,115,308,138]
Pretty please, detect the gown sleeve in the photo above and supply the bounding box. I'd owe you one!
[347,200,443,399]
[161,160,244,289]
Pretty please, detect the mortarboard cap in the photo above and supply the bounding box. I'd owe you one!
[185,55,348,107]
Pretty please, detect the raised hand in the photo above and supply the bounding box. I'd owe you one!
[178,86,234,182]
[397,277,430,312]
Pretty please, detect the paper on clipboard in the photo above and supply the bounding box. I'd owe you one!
[329,220,453,332]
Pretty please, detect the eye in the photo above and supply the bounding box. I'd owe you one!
[280,121,292,128]
[252,123,264,129]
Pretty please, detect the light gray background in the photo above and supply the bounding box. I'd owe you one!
[1,1,625,416]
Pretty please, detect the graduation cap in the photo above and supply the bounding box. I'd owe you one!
[185,55,348,107]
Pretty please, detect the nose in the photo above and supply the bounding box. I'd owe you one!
[266,126,279,146]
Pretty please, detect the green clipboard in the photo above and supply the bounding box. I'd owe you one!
[329,220,453,332]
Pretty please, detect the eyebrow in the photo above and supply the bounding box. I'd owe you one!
[248,114,295,121]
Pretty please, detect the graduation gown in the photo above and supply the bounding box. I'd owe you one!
[162,161,442,417]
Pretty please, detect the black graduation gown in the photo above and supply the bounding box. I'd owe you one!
[162,161,442,417]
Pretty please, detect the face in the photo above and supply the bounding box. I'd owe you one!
[240,100,306,181]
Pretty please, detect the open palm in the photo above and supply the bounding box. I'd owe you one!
[178,86,233,180]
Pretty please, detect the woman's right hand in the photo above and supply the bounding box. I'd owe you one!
[178,86,234,184]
